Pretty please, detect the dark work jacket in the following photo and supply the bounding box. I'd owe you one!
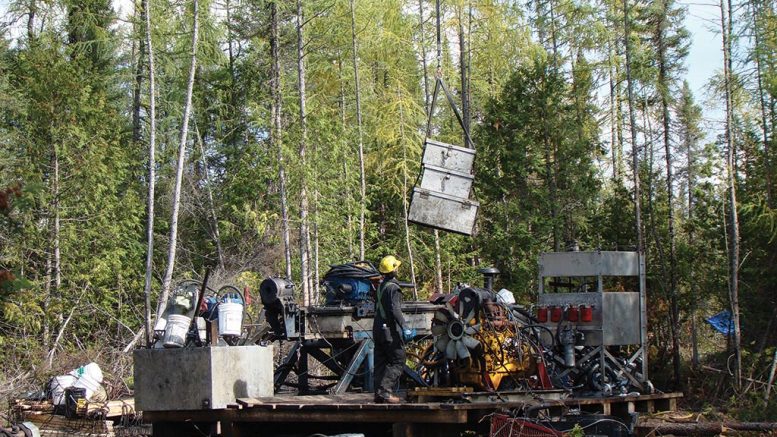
[372,277,406,344]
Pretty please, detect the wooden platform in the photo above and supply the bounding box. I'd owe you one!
[142,391,683,437]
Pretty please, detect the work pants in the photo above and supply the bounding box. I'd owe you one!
[373,337,405,399]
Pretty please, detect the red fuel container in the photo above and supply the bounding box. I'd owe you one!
[550,306,563,322]
[580,305,593,322]
[537,306,548,323]
[567,305,579,322]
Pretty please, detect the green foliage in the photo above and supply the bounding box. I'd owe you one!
[475,52,600,292]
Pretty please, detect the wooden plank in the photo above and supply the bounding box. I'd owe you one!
[14,401,55,412]
[85,399,136,418]
[144,407,466,424]
[40,431,112,437]
[409,387,472,396]
[154,391,684,427]
[231,408,467,424]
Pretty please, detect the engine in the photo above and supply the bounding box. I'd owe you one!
[429,287,544,391]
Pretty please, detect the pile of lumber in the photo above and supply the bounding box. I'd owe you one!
[13,399,135,419]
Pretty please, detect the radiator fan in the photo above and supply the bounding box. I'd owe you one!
[431,291,482,360]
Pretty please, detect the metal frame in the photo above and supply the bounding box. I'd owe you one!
[537,251,650,392]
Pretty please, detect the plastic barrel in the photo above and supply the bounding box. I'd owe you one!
[163,314,192,348]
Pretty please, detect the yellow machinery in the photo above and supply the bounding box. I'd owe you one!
[429,285,545,391]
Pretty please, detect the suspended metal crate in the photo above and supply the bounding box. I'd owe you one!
[422,139,476,174]
[408,76,479,236]
[408,187,479,235]
[418,164,474,199]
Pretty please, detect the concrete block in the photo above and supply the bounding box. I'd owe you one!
[134,345,273,411]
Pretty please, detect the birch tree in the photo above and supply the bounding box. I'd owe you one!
[142,0,157,345]
[271,0,292,280]
[720,0,742,388]
[297,0,312,305]
[158,0,199,318]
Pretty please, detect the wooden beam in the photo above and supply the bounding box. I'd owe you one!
[144,407,466,424]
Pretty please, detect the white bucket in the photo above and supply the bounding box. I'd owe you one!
[496,288,516,305]
[163,314,192,348]
[50,375,76,406]
[218,302,243,337]
[73,362,103,400]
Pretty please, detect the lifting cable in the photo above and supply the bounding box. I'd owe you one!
[425,0,474,150]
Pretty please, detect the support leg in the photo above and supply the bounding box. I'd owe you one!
[333,339,371,394]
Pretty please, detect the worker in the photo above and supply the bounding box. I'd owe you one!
[373,255,414,404]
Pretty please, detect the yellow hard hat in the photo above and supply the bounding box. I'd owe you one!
[378,255,401,274]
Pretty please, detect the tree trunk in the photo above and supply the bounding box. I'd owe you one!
[195,125,224,271]
[297,0,311,306]
[53,146,61,313]
[313,146,320,302]
[548,0,561,65]
[624,0,644,253]
[336,56,355,260]
[750,0,773,207]
[685,88,699,368]
[271,1,292,280]
[349,0,367,261]
[458,3,470,147]
[27,0,36,42]
[142,0,157,346]
[398,85,418,300]
[43,244,51,350]
[608,36,621,180]
[158,0,199,319]
[655,4,681,387]
[766,348,777,402]
[435,230,444,292]
[418,0,430,115]
[132,6,144,147]
[420,0,444,293]
[720,0,742,389]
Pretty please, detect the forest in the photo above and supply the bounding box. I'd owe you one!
[0,0,775,420]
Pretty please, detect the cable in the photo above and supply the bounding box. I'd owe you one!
[435,0,441,70]
[557,417,631,434]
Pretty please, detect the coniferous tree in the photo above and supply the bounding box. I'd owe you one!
[645,0,689,388]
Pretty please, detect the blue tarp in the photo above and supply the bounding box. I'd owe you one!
[706,310,734,336]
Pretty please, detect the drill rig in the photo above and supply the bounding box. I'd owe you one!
[258,251,650,397]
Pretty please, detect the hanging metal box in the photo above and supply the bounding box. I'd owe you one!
[422,139,476,174]
[419,164,474,198]
[408,187,479,235]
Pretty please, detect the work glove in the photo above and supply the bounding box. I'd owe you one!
[402,328,417,341]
